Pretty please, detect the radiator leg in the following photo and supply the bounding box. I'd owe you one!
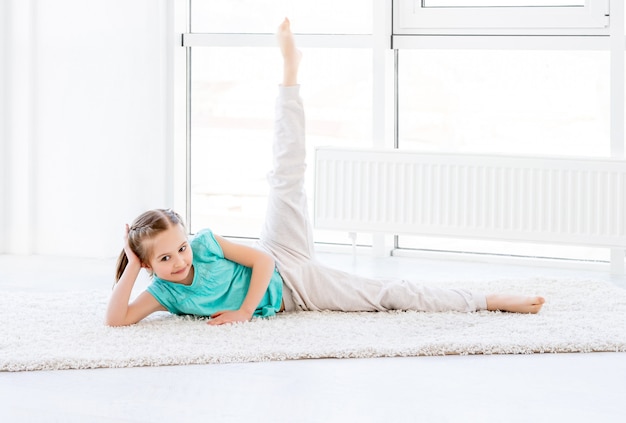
[348,232,357,263]
[610,248,625,275]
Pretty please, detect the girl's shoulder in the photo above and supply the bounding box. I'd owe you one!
[190,228,224,260]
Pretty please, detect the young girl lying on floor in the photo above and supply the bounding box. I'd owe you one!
[105,19,545,327]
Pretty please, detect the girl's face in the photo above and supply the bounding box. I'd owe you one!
[144,224,194,285]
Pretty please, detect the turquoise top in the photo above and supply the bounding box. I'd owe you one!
[146,229,283,318]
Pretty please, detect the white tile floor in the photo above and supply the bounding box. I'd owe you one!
[1,252,626,423]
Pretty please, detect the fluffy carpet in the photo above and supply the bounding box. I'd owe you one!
[2,278,625,372]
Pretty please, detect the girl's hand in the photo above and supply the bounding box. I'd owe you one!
[208,309,253,326]
[123,224,142,266]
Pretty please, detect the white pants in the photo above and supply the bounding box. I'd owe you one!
[257,85,487,313]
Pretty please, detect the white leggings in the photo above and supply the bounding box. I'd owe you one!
[257,85,487,313]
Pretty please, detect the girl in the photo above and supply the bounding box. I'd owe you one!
[105,19,545,327]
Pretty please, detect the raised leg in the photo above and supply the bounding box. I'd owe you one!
[258,19,314,261]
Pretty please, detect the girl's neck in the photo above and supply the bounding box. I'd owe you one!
[179,265,195,286]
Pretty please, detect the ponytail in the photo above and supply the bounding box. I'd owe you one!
[114,248,129,284]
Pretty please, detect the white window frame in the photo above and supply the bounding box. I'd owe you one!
[394,0,609,35]
[174,0,625,272]
[174,0,395,238]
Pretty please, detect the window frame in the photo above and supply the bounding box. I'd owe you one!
[176,1,395,237]
[175,0,625,271]
[393,0,610,35]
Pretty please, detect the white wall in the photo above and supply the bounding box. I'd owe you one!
[1,0,173,258]
[0,0,7,255]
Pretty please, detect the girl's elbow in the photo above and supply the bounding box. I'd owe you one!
[104,317,123,327]
[104,314,133,327]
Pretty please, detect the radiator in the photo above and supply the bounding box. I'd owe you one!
[314,148,626,248]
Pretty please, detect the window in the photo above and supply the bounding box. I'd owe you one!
[423,1,585,6]
[398,49,610,157]
[189,47,373,244]
[394,0,609,34]
[185,1,375,243]
[190,0,372,34]
[397,236,610,262]
[180,1,624,266]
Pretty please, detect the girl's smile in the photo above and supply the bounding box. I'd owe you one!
[172,266,188,275]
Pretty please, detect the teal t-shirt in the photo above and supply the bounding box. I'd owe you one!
[146,229,283,318]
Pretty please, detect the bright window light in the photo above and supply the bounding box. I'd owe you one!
[398,235,610,262]
[190,0,373,34]
[423,1,585,6]
[190,47,373,246]
[398,49,610,157]
[395,0,609,32]
[185,2,618,262]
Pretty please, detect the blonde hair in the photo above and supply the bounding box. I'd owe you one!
[114,209,185,283]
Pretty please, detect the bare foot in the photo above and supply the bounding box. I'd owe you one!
[486,294,545,314]
[277,17,302,86]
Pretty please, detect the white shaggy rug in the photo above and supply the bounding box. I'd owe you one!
[1,278,626,372]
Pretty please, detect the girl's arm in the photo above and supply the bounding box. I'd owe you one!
[105,227,166,327]
[208,234,276,326]
[105,264,165,326]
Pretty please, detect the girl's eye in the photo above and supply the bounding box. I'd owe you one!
[161,256,170,262]
[179,245,187,252]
